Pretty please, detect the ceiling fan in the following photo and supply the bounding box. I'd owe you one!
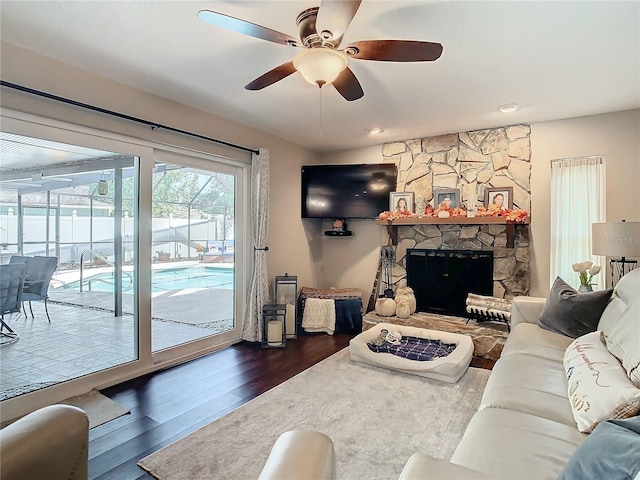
[197,0,443,101]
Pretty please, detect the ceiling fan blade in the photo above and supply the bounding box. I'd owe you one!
[345,40,443,62]
[245,61,297,90]
[198,9,300,47]
[333,67,364,101]
[316,0,362,46]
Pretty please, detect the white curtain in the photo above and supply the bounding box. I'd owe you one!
[550,156,606,289]
[242,148,270,342]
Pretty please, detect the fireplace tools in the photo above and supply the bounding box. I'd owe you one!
[380,246,396,298]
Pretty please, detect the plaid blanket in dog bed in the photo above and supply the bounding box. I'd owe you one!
[367,335,457,361]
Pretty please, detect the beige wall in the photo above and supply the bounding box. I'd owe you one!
[320,110,640,298]
[530,109,640,294]
[0,41,321,293]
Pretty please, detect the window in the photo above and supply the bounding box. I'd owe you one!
[550,156,606,289]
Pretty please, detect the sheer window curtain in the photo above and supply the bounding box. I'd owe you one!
[242,148,270,342]
[550,156,606,290]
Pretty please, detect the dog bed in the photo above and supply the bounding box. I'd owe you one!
[349,322,474,383]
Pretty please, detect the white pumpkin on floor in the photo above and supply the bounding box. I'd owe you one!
[375,297,396,317]
[395,300,411,319]
[395,287,417,314]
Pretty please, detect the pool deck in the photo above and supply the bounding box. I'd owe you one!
[50,286,233,325]
[0,260,236,401]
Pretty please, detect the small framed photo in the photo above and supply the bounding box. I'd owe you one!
[433,188,461,209]
[389,191,414,213]
[484,187,513,210]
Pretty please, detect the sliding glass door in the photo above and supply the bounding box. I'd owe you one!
[0,131,139,400]
[0,112,247,418]
[150,153,241,353]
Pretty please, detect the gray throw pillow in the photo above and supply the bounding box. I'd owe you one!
[558,416,640,480]
[537,276,613,338]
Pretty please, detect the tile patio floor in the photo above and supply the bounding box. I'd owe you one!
[0,286,235,401]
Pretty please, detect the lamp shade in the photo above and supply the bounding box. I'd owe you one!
[592,222,640,258]
[293,47,348,86]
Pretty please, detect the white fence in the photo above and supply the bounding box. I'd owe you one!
[0,213,233,264]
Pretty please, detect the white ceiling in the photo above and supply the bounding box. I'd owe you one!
[1,1,639,153]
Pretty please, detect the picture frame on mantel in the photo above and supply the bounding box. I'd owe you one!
[484,186,513,210]
[433,188,461,209]
[390,191,414,213]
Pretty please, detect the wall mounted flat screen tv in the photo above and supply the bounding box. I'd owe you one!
[301,163,397,219]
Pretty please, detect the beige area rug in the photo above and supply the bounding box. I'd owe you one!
[61,389,129,429]
[138,348,490,480]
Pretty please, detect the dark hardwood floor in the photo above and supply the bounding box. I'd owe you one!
[89,333,355,480]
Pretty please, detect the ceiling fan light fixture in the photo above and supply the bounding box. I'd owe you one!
[293,48,348,86]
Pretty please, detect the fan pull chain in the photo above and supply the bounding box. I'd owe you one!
[319,84,324,138]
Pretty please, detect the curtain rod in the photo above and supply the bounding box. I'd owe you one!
[550,155,604,164]
[0,80,260,156]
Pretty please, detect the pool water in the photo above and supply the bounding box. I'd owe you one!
[62,266,234,293]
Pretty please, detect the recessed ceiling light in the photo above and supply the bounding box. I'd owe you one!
[366,127,384,135]
[498,104,521,113]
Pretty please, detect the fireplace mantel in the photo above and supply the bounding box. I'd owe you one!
[375,216,531,248]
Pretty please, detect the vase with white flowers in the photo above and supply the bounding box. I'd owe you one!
[572,261,601,292]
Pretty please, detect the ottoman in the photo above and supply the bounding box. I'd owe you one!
[349,322,474,383]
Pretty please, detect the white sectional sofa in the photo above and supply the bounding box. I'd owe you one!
[259,268,640,479]
[0,404,89,480]
[402,267,640,479]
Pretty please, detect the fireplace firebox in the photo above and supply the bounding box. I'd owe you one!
[406,249,494,316]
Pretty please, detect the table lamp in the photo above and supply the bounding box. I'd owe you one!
[592,220,640,286]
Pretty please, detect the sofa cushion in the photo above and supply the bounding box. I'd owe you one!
[0,405,89,480]
[400,453,491,480]
[501,322,574,361]
[537,276,614,338]
[451,408,586,480]
[480,353,575,427]
[564,331,640,433]
[510,296,546,327]
[558,415,640,480]
[258,430,335,480]
[597,268,640,387]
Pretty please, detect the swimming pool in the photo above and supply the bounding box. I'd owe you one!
[62,266,234,293]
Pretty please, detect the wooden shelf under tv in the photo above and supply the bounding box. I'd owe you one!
[375,216,530,248]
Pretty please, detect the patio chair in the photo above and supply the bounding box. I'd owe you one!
[9,255,58,322]
[1,262,27,344]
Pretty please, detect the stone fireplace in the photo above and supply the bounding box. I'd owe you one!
[380,124,532,300]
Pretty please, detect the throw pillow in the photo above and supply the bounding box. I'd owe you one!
[538,276,613,338]
[597,268,640,387]
[558,415,640,480]
[564,331,640,433]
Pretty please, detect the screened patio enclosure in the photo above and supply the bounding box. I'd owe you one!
[0,131,238,401]
[1,141,235,270]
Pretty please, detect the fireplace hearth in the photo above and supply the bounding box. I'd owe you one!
[407,249,493,316]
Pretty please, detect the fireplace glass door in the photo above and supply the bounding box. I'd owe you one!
[406,249,493,316]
